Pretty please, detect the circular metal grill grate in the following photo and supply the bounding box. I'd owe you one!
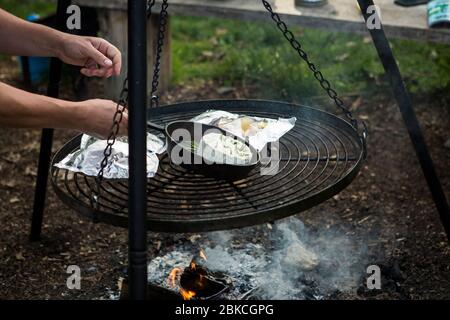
[51,100,365,232]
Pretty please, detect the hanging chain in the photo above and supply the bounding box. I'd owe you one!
[260,0,367,140]
[90,0,159,214]
[90,77,129,214]
[147,0,156,19]
[150,0,169,108]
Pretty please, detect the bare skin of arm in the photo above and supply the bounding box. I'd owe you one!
[0,8,121,77]
[0,82,127,138]
[0,8,126,137]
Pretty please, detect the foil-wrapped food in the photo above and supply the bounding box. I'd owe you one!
[54,109,296,179]
[190,110,296,151]
[54,133,166,179]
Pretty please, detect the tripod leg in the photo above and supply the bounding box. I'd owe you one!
[358,0,450,242]
[29,0,70,241]
[30,129,54,241]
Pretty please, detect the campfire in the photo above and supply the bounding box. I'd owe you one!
[168,250,229,300]
[141,218,370,301]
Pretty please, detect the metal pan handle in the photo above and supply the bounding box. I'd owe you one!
[147,121,165,132]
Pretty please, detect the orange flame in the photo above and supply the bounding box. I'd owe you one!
[180,288,196,300]
[168,267,182,287]
[199,249,207,261]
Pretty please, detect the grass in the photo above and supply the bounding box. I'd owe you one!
[0,1,449,100]
[171,16,450,100]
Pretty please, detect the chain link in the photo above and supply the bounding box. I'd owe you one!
[150,0,169,108]
[90,0,159,213]
[147,0,156,19]
[261,0,366,137]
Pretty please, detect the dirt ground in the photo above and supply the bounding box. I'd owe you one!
[0,59,449,300]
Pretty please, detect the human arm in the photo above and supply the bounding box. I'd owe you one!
[0,8,121,77]
[0,82,127,138]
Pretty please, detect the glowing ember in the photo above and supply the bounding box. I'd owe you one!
[199,249,207,261]
[168,267,182,287]
[180,288,196,300]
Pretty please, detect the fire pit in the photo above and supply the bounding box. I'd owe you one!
[51,99,365,233]
[120,258,229,300]
[139,217,364,301]
[119,249,231,300]
[176,252,229,300]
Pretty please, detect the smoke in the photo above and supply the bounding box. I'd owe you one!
[147,216,370,299]
[258,218,368,299]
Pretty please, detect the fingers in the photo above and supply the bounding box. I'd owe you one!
[87,37,122,77]
[105,68,114,78]
[80,63,113,78]
[104,41,122,76]
[80,57,115,78]
[85,40,113,70]
[118,110,129,136]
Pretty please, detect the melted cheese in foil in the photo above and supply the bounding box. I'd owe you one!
[200,132,253,165]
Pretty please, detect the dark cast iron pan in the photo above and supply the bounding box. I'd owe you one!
[147,120,260,179]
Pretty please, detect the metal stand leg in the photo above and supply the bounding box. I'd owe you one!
[128,0,148,300]
[30,128,55,241]
[358,0,450,242]
[29,0,70,241]
[19,56,32,90]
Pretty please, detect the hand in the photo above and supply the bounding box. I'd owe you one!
[75,99,128,139]
[58,35,121,78]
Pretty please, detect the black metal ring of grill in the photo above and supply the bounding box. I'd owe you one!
[51,99,365,233]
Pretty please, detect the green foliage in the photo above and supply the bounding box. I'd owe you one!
[0,0,56,18]
[172,16,450,100]
[0,2,448,98]
[392,40,450,93]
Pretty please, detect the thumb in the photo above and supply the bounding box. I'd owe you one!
[85,44,113,68]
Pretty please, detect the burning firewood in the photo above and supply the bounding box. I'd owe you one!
[167,250,229,300]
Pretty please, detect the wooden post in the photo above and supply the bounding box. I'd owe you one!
[96,9,171,100]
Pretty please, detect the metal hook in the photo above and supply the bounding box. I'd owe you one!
[151,95,159,108]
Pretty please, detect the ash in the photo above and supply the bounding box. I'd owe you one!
[147,217,368,300]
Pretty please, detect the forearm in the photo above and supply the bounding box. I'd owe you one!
[0,8,65,57]
[0,82,81,130]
